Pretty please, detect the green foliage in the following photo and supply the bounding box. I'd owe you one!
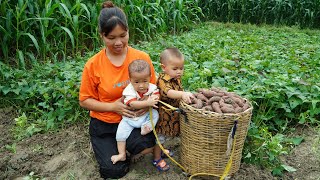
[114,0,203,41]
[199,0,320,28]
[5,143,17,153]
[0,58,87,137]
[0,0,202,67]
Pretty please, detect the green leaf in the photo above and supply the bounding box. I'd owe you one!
[17,50,26,69]
[292,137,303,145]
[59,3,72,20]
[2,86,10,95]
[288,95,302,109]
[21,33,40,53]
[61,26,75,48]
[272,166,284,176]
[311,100,320,110]
[281,164,297,172]
[12,88,21,95]
[287,137,304,145]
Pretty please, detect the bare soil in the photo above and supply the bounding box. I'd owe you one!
[1,108,319,180]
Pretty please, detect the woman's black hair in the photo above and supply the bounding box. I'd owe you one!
[99,1,128,36]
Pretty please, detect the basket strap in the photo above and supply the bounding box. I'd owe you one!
[159,100,188,123]
[149,107,188,172]
[226,120,238,156]
[221,121,238,179]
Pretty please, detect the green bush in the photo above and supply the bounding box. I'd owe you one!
[0,59,87,139]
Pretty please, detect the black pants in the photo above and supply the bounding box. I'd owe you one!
[89,117,155,179]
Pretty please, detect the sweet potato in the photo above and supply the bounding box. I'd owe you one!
[208,96,221,104]
[191,96,198,104]
[196,93,208,102]
[223,96,235,104]
[232,97,245,107]
[198,88,213,97]
[191,99,203,109]
[219,98,224,105]
[211,102,222,113]
[203,105,213,111]
[228,92,242,99]
[212,92,225,97]
[222,103,234,109]
[242,103,250,111]
[221,106,236,113]
[232,102,239,108]
[235,107,243,113]
[211,87,219,91]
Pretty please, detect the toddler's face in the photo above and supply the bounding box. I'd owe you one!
[161,57,184,79]
[130,70,150,94]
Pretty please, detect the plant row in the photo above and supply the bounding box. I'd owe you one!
[0,0,202,68]
[199,0,320,28]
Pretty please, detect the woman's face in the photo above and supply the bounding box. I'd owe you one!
[102,24,129,55]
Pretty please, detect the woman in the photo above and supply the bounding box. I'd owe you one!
[79,1,156,179]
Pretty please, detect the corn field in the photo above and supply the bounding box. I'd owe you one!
[1,0,320,68]
[199,0,320,27]
[0,0,202,68]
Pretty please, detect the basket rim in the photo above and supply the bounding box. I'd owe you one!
[180,98,253,115]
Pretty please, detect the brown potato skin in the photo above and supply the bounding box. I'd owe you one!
[221,106,236,113]
[196,93,209,102]
[208,96,221,104]
[189,88,250,113]
[211,102,222,113]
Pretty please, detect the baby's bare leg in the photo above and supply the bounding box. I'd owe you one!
[111,141,126,164]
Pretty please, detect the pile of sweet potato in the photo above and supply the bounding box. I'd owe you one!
[190,87,250,113]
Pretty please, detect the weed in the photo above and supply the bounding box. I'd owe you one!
[5,143,16,153]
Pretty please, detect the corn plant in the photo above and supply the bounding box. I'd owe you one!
[0,0,203,67]
[199,0,320,28]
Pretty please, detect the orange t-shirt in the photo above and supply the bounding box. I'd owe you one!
[79,47,156,123]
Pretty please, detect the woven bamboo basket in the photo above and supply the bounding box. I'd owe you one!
[179,100,253,176]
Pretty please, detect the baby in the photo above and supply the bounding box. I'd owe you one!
[111,59,159,164]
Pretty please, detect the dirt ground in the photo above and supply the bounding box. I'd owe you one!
[1,107,319,180]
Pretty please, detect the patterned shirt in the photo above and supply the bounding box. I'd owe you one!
[156,73,183,136]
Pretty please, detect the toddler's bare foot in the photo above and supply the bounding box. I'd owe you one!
[111,154,126,164]
[141,124,152,135]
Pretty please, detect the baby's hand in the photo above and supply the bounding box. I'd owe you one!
[146,95,159,108]
[182,92,194,104]
[150,94,159,100]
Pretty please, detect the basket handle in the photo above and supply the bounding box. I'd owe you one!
[172,108,188,123]
[159,100,188,123]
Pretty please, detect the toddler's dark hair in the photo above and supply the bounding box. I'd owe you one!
[128,60,151,77]
[160,47,183,64]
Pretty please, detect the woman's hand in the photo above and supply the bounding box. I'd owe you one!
[135,108,149,117]
[112,98,136,118]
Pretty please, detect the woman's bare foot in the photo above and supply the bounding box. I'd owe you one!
[111,154,126,164]
[141,124,152,135]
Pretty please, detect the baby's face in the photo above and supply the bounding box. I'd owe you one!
[129,70,150,94]
[162,57,184,79]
